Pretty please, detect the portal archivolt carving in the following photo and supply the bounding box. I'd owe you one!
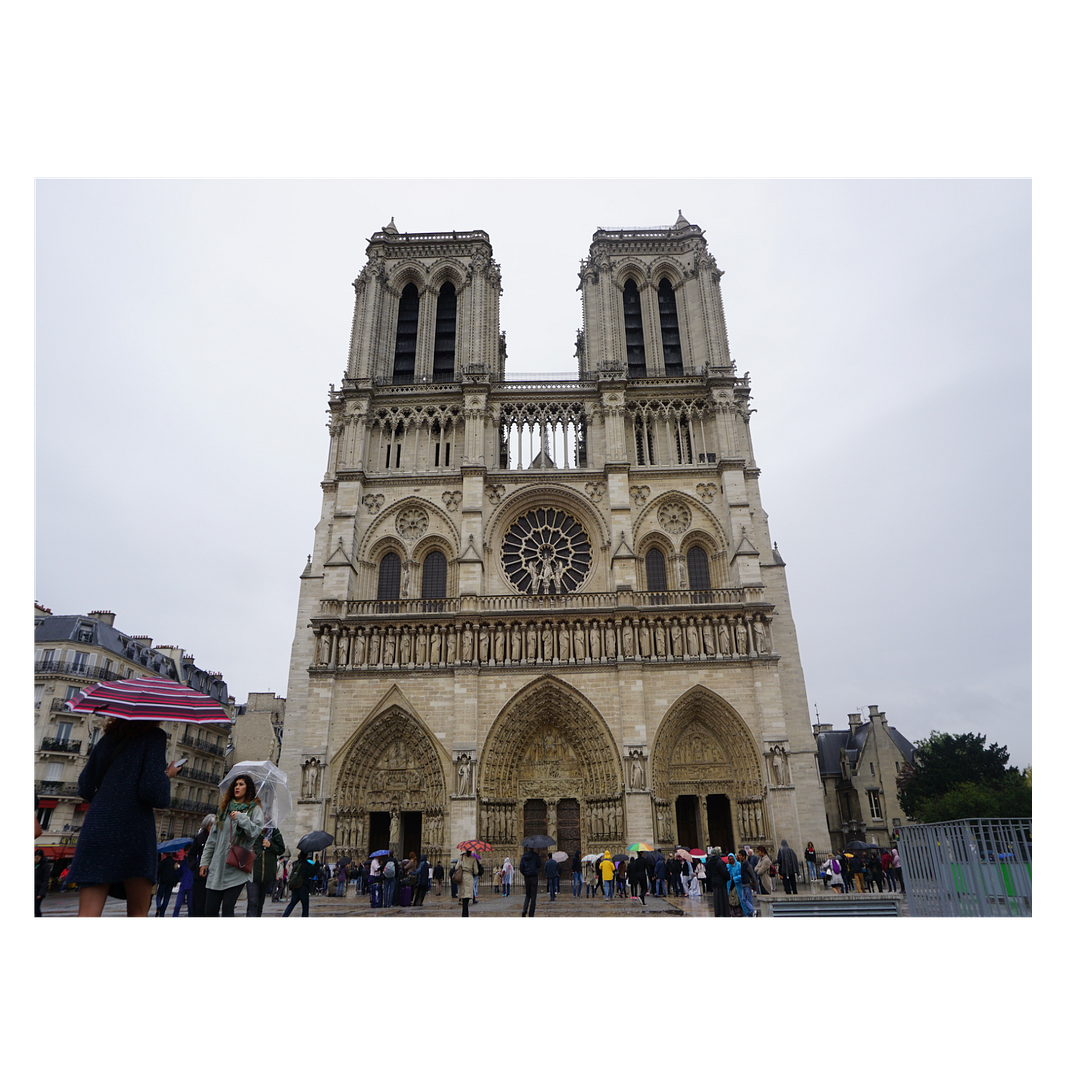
[651,687,764,802]
[479,677,622,802]
[332,708,447,814]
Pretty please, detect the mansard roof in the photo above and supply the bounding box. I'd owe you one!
[816,718,916,778]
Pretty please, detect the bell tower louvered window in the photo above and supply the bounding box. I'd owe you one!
[432,282,457,383]
[657,277,683,376]
[392,283,419,384]
[623,279,646,378]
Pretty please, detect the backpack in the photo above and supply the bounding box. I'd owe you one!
[383,859,396,878]
[287,864,305,890]
[475,861,484,878]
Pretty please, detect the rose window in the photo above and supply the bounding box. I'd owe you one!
[501,507,592,595]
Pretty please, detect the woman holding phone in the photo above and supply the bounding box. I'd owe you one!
[199,774,264,917]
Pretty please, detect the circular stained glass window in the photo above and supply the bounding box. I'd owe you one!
[501,506,592,595]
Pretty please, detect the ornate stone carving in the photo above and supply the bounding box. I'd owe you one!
[442,490,463,512]
[584,481,606,504]
[395,506,428,540]
[768,744,791,786]
[362,493,385,514]
[501,506,592,595]
[658,500,691,535]
[629,485,650,508]
[454,752,476,797]
[696,482,717,503]
[485,483,506,504]
[626,747,648,791]
[301,757,324,800]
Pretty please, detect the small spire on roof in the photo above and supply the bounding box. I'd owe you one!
[383,217,399,234]
[675,209,690,228]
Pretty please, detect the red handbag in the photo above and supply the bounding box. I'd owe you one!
[225,819,256,874]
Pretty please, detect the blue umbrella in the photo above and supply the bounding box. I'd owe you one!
[157,837,194,853]
[369,848,391,858]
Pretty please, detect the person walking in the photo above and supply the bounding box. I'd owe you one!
[652,853,667,898]
[154,852,181,916]
[335,860,349,898]
[571,851,582,897]
[368,855,383,907]
[381,851,398,908]
[867,851,885,893]
[891,847,905,893]
[172,845,194,916]
[628,853,648,905]
[804,842,817,885]
[432,860,444,897]
[34,850,51,917]
[282,853,317,917]
[185,814,214,917]
[545,852,561,902]
[519,846,541,917]
[412,854,430,906]
[598,850,616,900]
[458,850,479,916]
[501,856,514,897]
[733,851,758,917]
[199,774,265,917]
[825,854,844,894]
[880,848,896,892]
[754,847,773,894]
[776,839,800,895]
[246,826,286,917]
[583,857,597,898]
[68,716,182,917]
[705,850,730,917]
[849,852,866,893]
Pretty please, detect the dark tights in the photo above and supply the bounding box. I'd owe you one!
[203,883,244,917]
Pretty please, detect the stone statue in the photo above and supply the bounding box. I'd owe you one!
[702,622,715,655]
[753,619,769,655]
[526,623,538,661]
[552,560,568,592]
[638,623,651,657]
[462,626,474,662]
[401,562,410,598]
[456,757,473,797]
[736,620,748,656]
[558,625,570,661]
[511,625,522,661]
[590,623,601,660]
[414,629,426,666]
[539,558,554,594]
[430,629,441,664]
[369,633,381,666]
[527,561,541,594]
[541,624,554,660]
[621,623,634,657]
[605,623,616,658]
[479,625,489,663]
[383,634,396,667]
[400,630,411,666]
[687,621,700,657]
[630,752,646,790]
[354,632,367,667]
[574,624,586,660]
[770,745,790,786]
[719,621,731,656]
[670,622,684,657]
[446,630,457,665]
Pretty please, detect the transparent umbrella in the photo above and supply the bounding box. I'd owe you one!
[219,760,292,830]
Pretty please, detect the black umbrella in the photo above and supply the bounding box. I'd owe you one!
[298,830,334,853]
[521,835,556,849]
[843,840,884,851]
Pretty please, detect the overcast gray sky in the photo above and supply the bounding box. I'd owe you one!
[35,179,1031,765]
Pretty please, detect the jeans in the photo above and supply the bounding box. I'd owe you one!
[602,878,613,899]
[383,878,397,907]
[368,877,381,907]
[473,877,479,900]
[572,871,582,897]
[336,879,347,896]
[503,878,511,897]
[738,884,756,917]
[654,879,666,897]
[172,886,192,917]
[548,877,559,900]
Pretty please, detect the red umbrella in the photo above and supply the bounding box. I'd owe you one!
[63,676,232,724]
[689,848,706,857]
[457,839,492,853]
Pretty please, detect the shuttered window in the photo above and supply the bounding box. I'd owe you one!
[645,548,668,594]
[377,552,402,601]
[432,282,457,382]
[623,279,646,378]
[687,546,710,598]
[657,277,683,375]
[392,284,419,384]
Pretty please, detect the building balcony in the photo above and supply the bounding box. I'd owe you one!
[36,660,124,682]
[180,766,223,786]
[176,733,226,757]
[170,796,219,814]
[40,737,82,754]
[36,782,81,798]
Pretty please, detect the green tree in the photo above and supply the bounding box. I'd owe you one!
[897,730,1031,822]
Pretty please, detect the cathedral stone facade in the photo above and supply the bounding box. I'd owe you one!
[279,213,829,873]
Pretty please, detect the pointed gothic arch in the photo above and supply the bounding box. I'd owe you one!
[329,695,449,860]
[650,686,770,850]
[477,677,625,862]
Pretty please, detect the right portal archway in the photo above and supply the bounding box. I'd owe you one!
[650,687,769,852]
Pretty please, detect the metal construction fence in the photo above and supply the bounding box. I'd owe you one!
[897,818,1032,917]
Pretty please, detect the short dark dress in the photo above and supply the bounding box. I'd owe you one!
[68,727,172,885]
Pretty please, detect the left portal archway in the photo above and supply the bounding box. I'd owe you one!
[331,708,448,863]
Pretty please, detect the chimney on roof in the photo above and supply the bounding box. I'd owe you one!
[848,713,863,732]
[132,635,153,648]
[89,610,116,627]
[812,723,833,735]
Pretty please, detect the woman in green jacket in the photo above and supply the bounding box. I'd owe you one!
[199,774,264,917]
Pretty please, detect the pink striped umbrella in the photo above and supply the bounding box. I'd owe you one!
[63,676,231,724]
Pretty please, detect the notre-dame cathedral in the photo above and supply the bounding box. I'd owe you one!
[279,212,829,869]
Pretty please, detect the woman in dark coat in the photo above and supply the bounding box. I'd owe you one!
[628,853,648,905]
[34,850,51,917]
[68,718,181,917]
[186,814,215,917]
